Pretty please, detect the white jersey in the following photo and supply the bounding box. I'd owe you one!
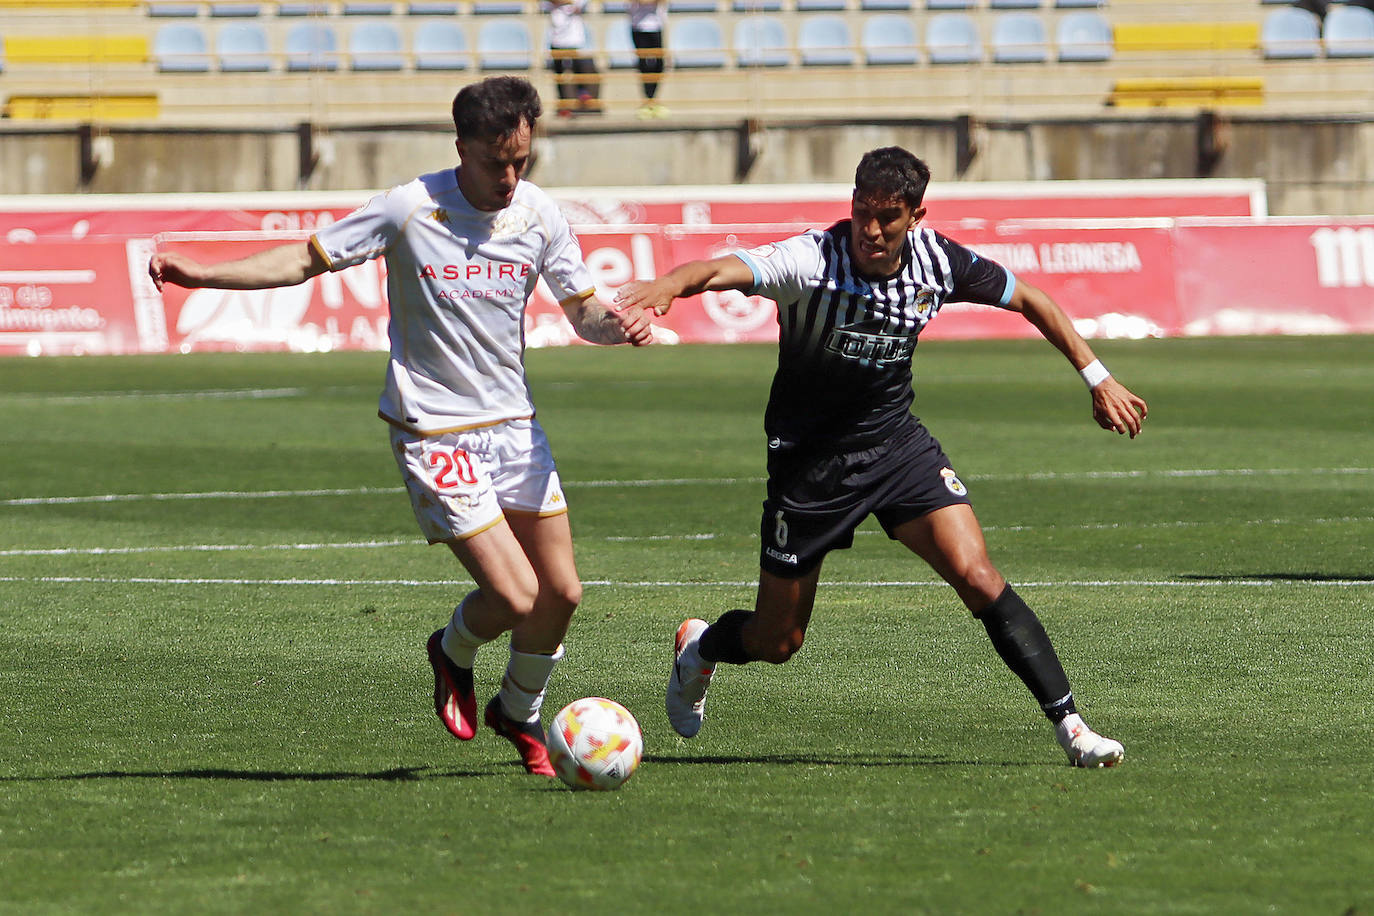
[312,169,596,436]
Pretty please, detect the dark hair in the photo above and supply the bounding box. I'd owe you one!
[854,147,931,209]
[451,77,543,142]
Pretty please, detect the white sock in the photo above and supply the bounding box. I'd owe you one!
[499,644,566,723]
[1056,712,1088,746]
[440,593,488,669]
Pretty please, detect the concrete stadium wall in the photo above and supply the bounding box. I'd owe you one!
[3,115,1373,216]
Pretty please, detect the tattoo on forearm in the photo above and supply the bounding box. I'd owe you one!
[572,305,628,345]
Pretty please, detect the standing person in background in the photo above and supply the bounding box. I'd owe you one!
[629,0,668,119]
[150,77,654,778]
[545,0,601,117]
[616,146,1147,768]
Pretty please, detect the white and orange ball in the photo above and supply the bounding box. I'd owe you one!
[547,697,643,791]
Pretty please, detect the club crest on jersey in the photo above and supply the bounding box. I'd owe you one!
[823,318,916,365]
[940,467,968,497]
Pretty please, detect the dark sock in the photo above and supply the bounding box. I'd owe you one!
[697,609,755,665]
[976,585,1078,722]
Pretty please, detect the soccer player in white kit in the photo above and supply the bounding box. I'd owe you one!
[149,77,654,777]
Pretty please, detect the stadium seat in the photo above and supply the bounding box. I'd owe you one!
[476,19,532,69]
[407,1,460,10]
[862,13,920,64]
[795,0,846,9]
[1053,0,1101,7]
[668,0,719,10]
[285,21,341,70]
[209,2,262,15]
[1260,7,1321,58]
[990,0,1039,8]
[414,20,469,68]
[860,0,910,10]
[926,0,973,9]
[926,12,980,62]
[991,11,1047,61]
[216,21,272,71]
[669,17,727,68]
[471,0,524,12]
[343,1,395,11]
[349,20,404,69]
[734,16,790,66]
[603,18,639,68]
[798,14,855,65]
[278,3,333,14]
[734,0,782,10]
[1324,4,1374,56]
[153,22,212,71]
[1056,10,1112,61]
[147,2,202,16]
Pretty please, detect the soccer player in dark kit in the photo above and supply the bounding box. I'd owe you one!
[616,146,1148,767]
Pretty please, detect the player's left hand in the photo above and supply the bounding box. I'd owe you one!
[615,303,656,347]
[1092,378,1148,438]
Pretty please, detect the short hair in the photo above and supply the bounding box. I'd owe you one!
[854,147,931,209]
[451,77,543,142]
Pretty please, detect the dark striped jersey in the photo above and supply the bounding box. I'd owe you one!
[735,220,1016,450]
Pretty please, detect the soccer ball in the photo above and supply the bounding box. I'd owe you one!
[547,697,643,791]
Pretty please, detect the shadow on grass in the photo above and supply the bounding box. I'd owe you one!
[1180,572,1374,582]
[0,765,502,783]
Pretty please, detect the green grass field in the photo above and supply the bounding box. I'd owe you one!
[1,336,1370,915]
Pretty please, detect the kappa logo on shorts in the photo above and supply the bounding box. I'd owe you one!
[940,467,968,497]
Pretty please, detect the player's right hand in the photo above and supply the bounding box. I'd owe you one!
[614,280,674,317]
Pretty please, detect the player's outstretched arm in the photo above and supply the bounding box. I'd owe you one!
[615,255,756,316]
[148,241,328,292]
[561,295,654,346]
[1004,279,1149,438]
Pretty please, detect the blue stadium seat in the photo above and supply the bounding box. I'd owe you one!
[414,20,469,68]
[1053,0,1101,7]
[1260,7,1321,58]
[990,0,1039,8]
[603,18,640,68]
[668,0,719,10]
[1324,4,1374,56]
[991,11,1047,61]
[860,0,910,9]
[216,21,272,71]
[471,0,524,12]
[798,14,854,65]
[407,1,460,10]
[734,0,782,10]
[349,20,405,69]
[1055,10,1111,61]
[669,17,727,67]
[862,13,919,63]
[734,16,790,66]
[476,19,532,69]
[286,21,341,70]
[926,0,973,9]
[343,1,396,12]
[209,2,262,15]
[796,0,846,9]
[153,23,212,71]
[278,3,333,14]
[926,12,980,62]
[148,2,202,16]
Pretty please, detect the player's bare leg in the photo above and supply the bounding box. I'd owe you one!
[894,505,1123,767]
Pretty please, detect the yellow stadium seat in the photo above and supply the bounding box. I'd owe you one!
[1108,76,1264,108]
[3,34,149,64]
[1112,22,1261,52]
[3,94,159,120]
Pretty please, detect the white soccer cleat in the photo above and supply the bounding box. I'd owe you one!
[666,618,715,738]
[1056,714,1125,768]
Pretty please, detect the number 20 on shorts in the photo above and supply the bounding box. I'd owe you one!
[429,447,478,489]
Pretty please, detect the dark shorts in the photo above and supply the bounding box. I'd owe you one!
[758,419,972,578]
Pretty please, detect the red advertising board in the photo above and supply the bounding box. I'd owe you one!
[2,182,1371,358]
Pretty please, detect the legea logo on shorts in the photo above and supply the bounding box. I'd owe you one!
[765,547,799,565]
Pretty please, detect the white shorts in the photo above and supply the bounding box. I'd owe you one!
[389,417,568,543]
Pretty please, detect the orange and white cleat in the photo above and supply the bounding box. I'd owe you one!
[1056,713,1125,768]
[666,618,715,738]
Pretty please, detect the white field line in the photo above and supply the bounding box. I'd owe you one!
[6,387,311,404]
[0,576,1369,588]
[0,515,1368,559]
[3,466,1371,509]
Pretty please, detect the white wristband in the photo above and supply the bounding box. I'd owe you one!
[1079,359,1111,389]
